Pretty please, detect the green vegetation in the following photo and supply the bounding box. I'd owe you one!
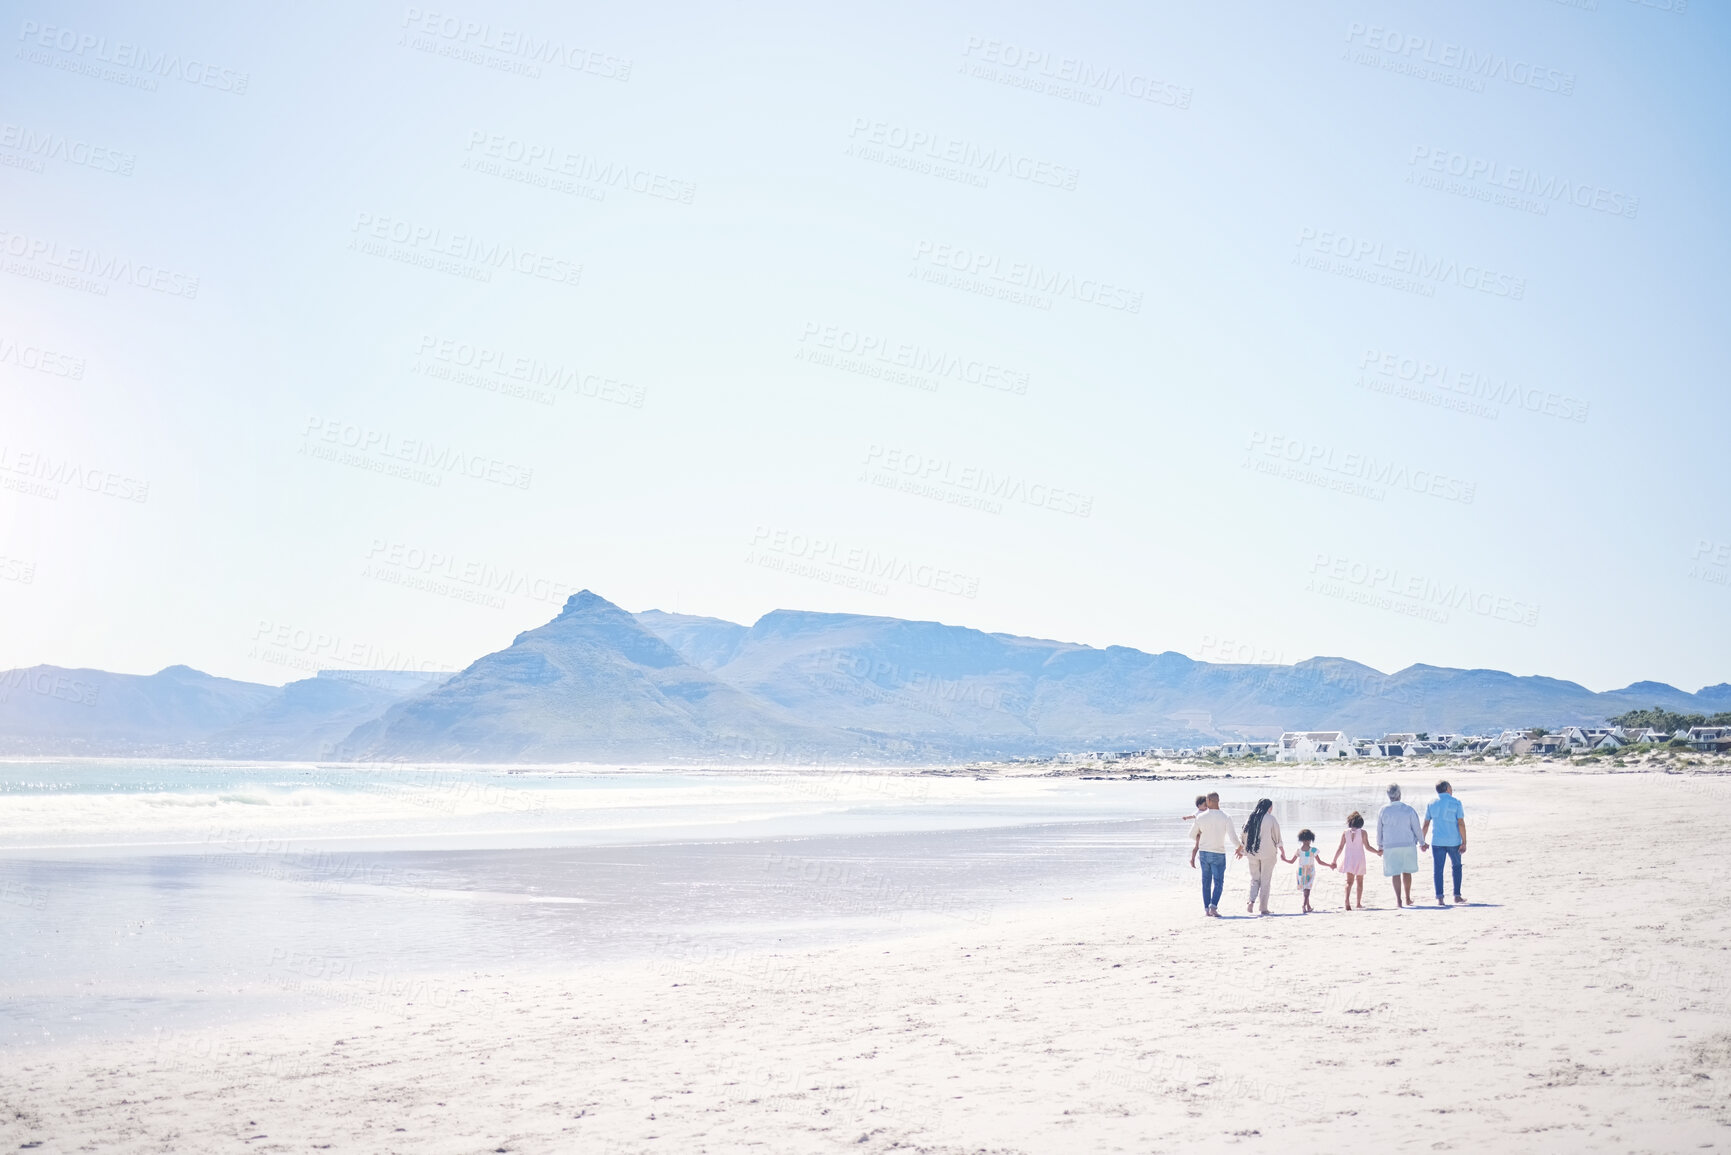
[1609,707,1731,732]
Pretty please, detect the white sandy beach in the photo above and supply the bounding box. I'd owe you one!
[5,768,1730,1153]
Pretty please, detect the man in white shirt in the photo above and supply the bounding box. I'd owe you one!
[1188,792,1243,917]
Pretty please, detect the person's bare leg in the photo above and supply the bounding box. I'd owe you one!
[1355,875,1365,908]
[1301,887,1311,912]
[1391,876,1403,907]
[1344,876,1353,910]
[1402,873,1413,904]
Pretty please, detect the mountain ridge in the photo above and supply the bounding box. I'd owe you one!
[2,591,1724,761]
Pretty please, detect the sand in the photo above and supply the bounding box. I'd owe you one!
[5,768,1731,1153]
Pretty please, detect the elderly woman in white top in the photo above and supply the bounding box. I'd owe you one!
[1377,783,1424,907]
[1236,798,1284,915]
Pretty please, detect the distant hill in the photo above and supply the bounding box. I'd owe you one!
[632,607,1731,753]
[0,665,443,758]
[206,671,447,759]
[2,591,1726,762]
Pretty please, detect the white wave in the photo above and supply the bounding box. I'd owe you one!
[0,765,1078,851]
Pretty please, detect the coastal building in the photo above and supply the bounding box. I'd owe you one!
[1487,730,1536,756]
[1219,740,1277,758]
[1684,726,1731,753]
[1352,735,1424,757]
[1593,728,1631,751]
[1592,726,1670,751]
[1377,733,1425,756]
[1276,731,1355,761]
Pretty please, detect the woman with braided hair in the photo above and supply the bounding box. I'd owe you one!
[1236,797,1283,915]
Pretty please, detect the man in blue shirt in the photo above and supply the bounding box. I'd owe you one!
[1420,780,1467,906]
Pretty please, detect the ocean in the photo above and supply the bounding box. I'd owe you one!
[0,760,1370,1047]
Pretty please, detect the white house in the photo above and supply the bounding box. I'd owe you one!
[1504,728,1591,755]
[1377,733,1425,756]
[1487,730,1536,756]
[1593,726,1681,750]
[1593,728,1630,751]
[1529,732,1568,754]
[1685,726,1731,753]
[1219,740,1278,758]
[1276,731,1356,762]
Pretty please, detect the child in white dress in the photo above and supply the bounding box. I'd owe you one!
[1281,829,1321,913]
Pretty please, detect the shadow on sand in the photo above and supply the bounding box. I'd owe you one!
[1208,902,1501,920]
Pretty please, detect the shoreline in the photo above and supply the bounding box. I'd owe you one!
[4,749,1726,774]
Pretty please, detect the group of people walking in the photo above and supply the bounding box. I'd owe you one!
[1186,781,1468,917]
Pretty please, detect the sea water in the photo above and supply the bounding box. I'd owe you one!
[0,760,1371,1047]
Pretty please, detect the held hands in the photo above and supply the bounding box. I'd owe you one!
[1234,848,1244,859]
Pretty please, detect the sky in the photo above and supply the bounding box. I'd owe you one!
[2,0,1727,695]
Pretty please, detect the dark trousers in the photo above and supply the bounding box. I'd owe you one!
[1432,844,1462,898]
[1199,851,1226,910]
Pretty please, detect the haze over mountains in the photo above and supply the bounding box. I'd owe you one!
[4,591,1726,762]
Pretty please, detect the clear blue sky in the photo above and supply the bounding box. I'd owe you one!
[3,0,1727,693]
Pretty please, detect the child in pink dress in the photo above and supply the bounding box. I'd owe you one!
[1330,811,1381,910]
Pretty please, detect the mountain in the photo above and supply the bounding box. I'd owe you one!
[631,610,749,670]
[0,664,441,757]
[630,611,1726,749]
[4,593,1725,761]
[206,671,447,759]
[636,608,1200,756]
[0,664,278,754]
[335,592,896,763]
